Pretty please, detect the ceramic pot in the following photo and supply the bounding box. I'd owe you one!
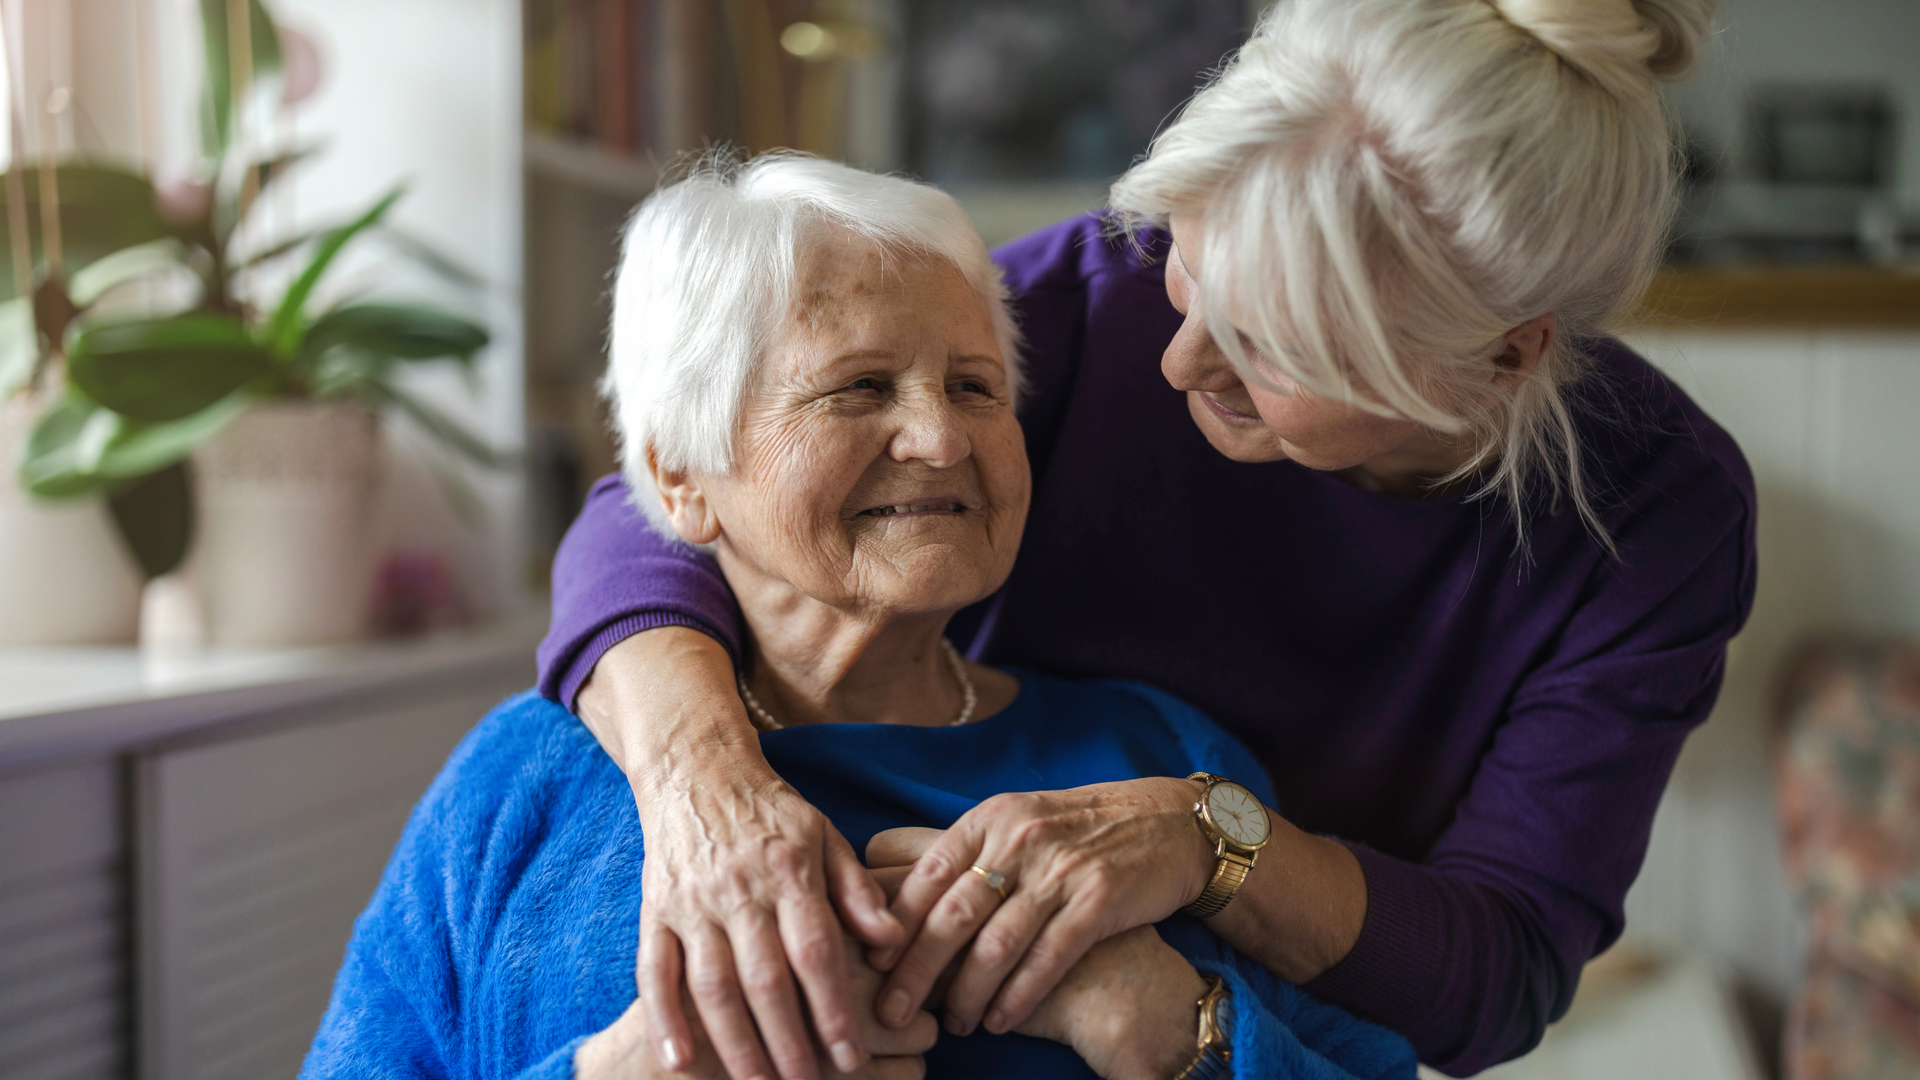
[0,391,144,644]
[189,401,380,647]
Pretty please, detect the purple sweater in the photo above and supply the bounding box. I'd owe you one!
[537,214,1757,1074]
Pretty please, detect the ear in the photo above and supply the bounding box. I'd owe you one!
[1493,312,1557,388]
[645,446,722,546]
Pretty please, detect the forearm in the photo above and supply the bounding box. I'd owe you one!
[575,626,770,806]
[1298,847,1582,1072]
[1204,814,1368,984]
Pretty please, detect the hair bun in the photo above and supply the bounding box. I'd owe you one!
[1489,0,1712,99]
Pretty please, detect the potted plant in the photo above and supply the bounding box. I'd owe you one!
[5,0,503,646]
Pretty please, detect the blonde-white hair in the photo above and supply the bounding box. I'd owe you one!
[602,152,1021,540]
[1109,0,1713,547]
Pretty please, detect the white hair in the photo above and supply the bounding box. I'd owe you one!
[602,152,1022,540]
[1109,0,1713,548]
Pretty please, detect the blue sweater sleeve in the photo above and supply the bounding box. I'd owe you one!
[1193,942,1418,1080]
[301,697,604,1080]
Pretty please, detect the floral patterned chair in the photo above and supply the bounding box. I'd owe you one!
[1774,638,1920,1080]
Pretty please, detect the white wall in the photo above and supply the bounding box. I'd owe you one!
[263,0,525,611]
[1665,0,1920,205]
[1618,329,1920,1003]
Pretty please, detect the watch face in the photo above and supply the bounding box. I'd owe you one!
[1207,782,1271,847]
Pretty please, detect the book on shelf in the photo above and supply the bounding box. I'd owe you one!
[524,0,649,153]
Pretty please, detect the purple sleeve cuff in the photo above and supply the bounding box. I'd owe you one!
[1301,843,1580,1074]
[551,610,743,712]
[1302,845,1448,1031]
[537,474,747,708]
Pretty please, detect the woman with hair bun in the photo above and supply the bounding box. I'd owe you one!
[539,0,1751,1074]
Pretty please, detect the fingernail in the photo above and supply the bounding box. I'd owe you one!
[985,1009,1007,1034]
[944,1014,967,1037]
[830,1041,862,1073]
[883,989,913,1025]
[659,1038,686,1069]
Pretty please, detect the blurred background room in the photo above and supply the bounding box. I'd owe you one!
[0,0,1916,1078]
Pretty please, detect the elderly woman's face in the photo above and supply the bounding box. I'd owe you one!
[698,233,1028,617]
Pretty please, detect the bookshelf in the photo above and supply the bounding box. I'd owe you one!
[519,0,906,570]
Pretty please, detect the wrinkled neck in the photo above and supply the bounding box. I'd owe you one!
[721,556,965,729]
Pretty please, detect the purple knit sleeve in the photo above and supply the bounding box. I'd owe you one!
[535,475,742,707]
[1305,437,1758,1072]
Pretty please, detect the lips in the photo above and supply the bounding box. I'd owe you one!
[1200,392,1259,421]
[862,502,967,517]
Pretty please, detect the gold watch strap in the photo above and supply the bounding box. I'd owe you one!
[1169,974,1232,1080]
[1180,846,1253,918]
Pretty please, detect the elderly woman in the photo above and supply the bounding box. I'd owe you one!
[301,158,1414,1080]
[539,0,1756,1076]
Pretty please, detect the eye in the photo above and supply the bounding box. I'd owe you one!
[844,376,882,392]
[952,379,990,396]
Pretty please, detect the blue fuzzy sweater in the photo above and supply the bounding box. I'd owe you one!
[301,673,1417,1080]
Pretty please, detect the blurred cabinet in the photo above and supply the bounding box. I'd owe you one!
[0,624,539,1079]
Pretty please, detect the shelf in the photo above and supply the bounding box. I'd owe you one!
[523,129,657,200]
[1636,266,1920,329]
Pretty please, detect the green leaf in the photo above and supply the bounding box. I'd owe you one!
[0,297,35,398]
[365,379,514,470]
[199,0,283,157]
[378,226,488,289]
[267,186,405,358]
[19,392,118,498]
[107,461,194,578]
[67,239,187,307]
[0,165,172,298]
[300,304,489,366]
[239,223,328,270]
[217,146,320,240]
[94,392,248,478]
[66,315,272,421]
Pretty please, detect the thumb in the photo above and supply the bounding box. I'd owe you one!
[827,824,905,948]
[864,827,946,869]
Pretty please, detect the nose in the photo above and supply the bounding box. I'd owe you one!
[1160,306,1242,395]
[887,392,970,470]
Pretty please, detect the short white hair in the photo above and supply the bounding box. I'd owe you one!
[1109,0,1712,548]
[602,152,1022,540]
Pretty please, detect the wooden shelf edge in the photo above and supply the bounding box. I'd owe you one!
[1633,266,1920,330]
[523,129,657,200]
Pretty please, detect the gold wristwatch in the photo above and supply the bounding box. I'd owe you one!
[1169,974,1233,1080]
[1179,772,1272,919]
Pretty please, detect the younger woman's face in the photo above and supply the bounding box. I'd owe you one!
[1159,215,1426,470]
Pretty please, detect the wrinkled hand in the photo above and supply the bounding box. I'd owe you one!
[637,770,905,1080]
[870,829,1207,1080]
[586,936,940,1080]
[865,780,1212,1038]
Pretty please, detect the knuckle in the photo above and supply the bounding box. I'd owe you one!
[915,849,957,881]
[1023,938,1069,974]
[936,891,982,927]
[742,965,788,996]
[972,924,1019,967]
[686,964,734,1000]
[791,933,838,973]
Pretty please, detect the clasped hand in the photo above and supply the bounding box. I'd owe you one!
[867,777,1213,1038]
[630,774,1211,1080]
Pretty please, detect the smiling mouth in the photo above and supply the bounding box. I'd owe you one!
[862,502,967,518]
[1199,392,1259,422]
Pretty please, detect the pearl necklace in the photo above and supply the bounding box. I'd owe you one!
[737,638,978,731]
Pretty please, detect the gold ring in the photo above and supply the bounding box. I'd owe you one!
[968,865,1008,900]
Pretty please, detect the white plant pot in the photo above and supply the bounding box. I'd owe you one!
[188,401,381,647]
[0,391,144,644]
